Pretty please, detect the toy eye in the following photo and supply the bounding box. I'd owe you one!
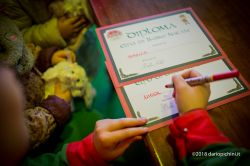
[77,79,80,82]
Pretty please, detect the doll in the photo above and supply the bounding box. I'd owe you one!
[42,60,95,108]
[0,17,34,75]
[0,16,71,149]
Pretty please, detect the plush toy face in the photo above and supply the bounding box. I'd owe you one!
[49,0,85,17]
[42,61,89,97]
[64,0,85,17]
[0,16,34,75]
[64,62,88,96]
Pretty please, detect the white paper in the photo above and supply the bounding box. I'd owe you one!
[122,60,245,123]
[103,11,220,81]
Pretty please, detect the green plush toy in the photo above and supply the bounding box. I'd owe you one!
[0,16,34,75]
[0,16,71,149]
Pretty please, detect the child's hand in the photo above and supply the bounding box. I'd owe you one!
[172,70,210,114]
[93,118,148,161]
[58,16,88,41]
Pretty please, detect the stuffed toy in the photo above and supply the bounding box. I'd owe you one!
[42,61,95,108]
[49,0,88,17]
[49,0,92,51]
[0,16,71,149]
[0,16,34,75]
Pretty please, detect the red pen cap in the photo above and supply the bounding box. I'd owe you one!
[212,70,239,81]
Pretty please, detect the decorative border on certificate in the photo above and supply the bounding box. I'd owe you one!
[207,59,249,105]
[97,8,223,84]
[100,8,250,131]
[120,87,179,128]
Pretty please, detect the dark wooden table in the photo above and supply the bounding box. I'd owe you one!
[89,0,250,165]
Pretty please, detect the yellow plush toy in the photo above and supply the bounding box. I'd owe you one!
[42,60,95,108]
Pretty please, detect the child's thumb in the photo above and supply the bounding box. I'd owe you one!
[172,75,188,90]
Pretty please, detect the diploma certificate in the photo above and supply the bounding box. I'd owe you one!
[97,8,250,131]
[98,9,222,84]
[118,60,248,129]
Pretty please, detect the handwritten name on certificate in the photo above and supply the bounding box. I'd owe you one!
[121,60,248,127]
[98,10,221,83]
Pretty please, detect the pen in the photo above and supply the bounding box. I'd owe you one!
[165,70,240,88]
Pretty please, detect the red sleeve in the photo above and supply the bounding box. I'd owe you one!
[169,109,230,159]
[66,133,108,166]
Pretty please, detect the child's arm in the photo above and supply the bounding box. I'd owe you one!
[57,16,88,42]
[170,70,250,165]
[169,109,230,159]
[23,118,148,166]
[169,109,250,165]
[67,118,148,165]
[22,16,87,48]
[0,1,66,48]
[21,17,67,48]
[1,1,87,48]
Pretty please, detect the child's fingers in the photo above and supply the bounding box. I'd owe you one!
[109,127,148,144]
[181,69,201,79]
[106,118,148,131]
[172,70,201,90]
[73,26,83,34]
[74,18,88,28]
[172,75,189,90]
[73,22,88,34]
[69,16,82,23]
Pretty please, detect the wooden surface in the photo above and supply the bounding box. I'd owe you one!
[90,0,250,165]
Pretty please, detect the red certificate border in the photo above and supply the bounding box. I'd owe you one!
[98,8,250,131]
[105,58,250,131]
[97,8,227,86]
